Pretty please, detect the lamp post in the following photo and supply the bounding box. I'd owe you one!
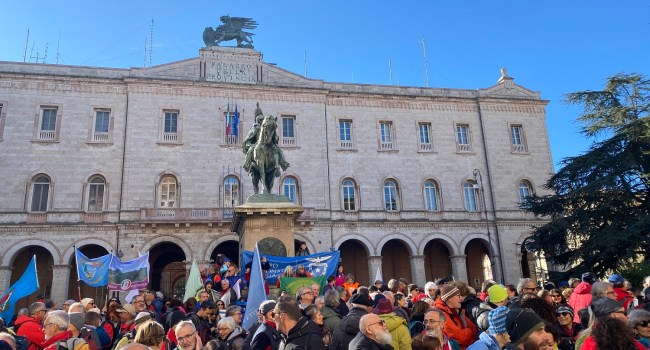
[473,169,499,283]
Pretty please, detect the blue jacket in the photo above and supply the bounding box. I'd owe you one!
[467,332,501,350]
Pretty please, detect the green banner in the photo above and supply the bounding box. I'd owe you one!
[279,275,327,296]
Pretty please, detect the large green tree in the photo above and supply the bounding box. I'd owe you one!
[524,73,650,279]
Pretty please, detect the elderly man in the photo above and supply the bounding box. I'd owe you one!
[296,286,315,310]
[423,308,458,350]
[330,293,373,350]
[434,284,478,349]
[505,308,548,350]
[273,301,325,349]
[349,313,393,350]
[80,298,95,312]
[116,304,137,336]
[15,302,47,350]
[131,294,147,314]
[591,281,616,300]
[174,320,202,350]
[43,310,89,350]
[250,300,279,350]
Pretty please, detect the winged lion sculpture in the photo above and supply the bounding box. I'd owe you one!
[203,16,258,48]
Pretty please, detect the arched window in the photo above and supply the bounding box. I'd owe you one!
[518,180,533,207]
[31,175,51,212]
[160,175,178,208]
[342,179,357,211]
[463,181,479,212]
[383,179,399,211]
[282,177,299,204]
[87,175,106,212]
[224,176,240,208]
[423,180,439,211]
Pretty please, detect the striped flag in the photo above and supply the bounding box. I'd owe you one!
[233,103,239,136]
[225,100,231,136]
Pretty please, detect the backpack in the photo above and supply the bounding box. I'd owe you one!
[13,335,28,350]
[79,328,99,350]
[57,338,87,350]
[408,320,425,337]
[99,321,117,350]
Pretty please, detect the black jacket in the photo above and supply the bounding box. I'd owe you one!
[251,321,281,350]
[349,332,393,350]
[460,293,482,326]
[279,317,325,350]
[329,306,368,350]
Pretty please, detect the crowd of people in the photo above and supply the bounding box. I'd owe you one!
[1,259,650,350]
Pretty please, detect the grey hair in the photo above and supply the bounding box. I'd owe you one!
[516,278,534,294]
[174,320,196,336]
[424,282,437,296]
[225,305,241,317]
[28,302,45,316]
[324,289,339,308]
[67,302,85,314]
[46,310,69,331]
[217,316,237,331]
[425,308,446,323]
[628,309,650,329]
[591,281,613,298]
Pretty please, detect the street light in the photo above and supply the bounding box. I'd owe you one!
[473,169,497,283]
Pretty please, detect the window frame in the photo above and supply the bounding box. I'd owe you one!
[158,109,182,145]
[509,123,529,154]
[223,110,240,146]
[341,178,358,211]
[280,176,300,204]
[454,122,472,153]
[29,174,52,212]
[417,121,434,152]
[423,179,441,211]
[383,179,400,211]
[463,180,480,212]
[377,120,396,151]
[88,108,114,144]
[337,118,355,150]
[86,175,107,212]
[32,104,62,142]
[517,179,534,208]
[279,114,298,147]
[158,175,179,208]
[223,175,241,208]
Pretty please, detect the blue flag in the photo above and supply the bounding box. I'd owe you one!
[108,253,150,291]
[75,248,111,287]
[233,104,239,136]
[0,256,38,322]
[243,244,266,330]
[241,250,341,285]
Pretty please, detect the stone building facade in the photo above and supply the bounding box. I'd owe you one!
[0,47,553,304]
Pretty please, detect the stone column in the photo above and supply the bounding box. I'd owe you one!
[367,256,383,284]
[409,255,426,287]
[50,265,71,304]
[0,267,13,295]
[492,254,504,284]
[450,255,468,283]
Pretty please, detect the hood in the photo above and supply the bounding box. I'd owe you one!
[226,326,245,341]
[460,294,481,308]
[286,317,323,341]
[14,315,37,327]
[320,306,340,320]
[378,313,408,332]
[434,296,456,315]
[340,307,367,334]
[573,282,592,295]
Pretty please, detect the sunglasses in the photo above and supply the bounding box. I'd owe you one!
[638,321,650,328]
[557,312,571,317]
[369,320,386,327]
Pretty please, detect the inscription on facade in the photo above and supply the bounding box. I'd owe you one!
[206,61,257,84]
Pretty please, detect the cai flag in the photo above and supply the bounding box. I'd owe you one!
[0,256,38,322]
[75,248,111,287]
[183,260,203,302]
[279,275,326,297]
[241,250,340,285]
[108,253,150,291]
[242,244,266,330]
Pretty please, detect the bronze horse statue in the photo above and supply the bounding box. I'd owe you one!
[251,115,281,194]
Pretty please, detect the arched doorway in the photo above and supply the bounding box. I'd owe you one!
[149,243,187,299]
[465,239,491,291]
[11,246,53,309]
[68,244,110,305]
[381,239,412,284]
[210,240,239,266]
[423,239,453,281]
[339,240,369,286]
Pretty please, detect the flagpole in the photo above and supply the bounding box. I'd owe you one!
[74,246,82,301]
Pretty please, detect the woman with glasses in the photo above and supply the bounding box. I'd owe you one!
[550,288,566,306]
[215,316,246,350]
[628,309,650,349]
[555,305,582,350]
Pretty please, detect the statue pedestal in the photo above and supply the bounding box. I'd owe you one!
[231,196,304,257]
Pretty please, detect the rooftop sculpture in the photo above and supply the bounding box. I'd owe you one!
[203,15,258,48]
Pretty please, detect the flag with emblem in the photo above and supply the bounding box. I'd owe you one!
[75,247,111,287]
[0,255,38,322]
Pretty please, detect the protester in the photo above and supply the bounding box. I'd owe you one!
[609,274,634,309]
[579,297,644,349]
[330,293,373,350]
[467,306,510,350]
[434,285,478,350]
[249,300,280,350]
[628,309,650,348]
[273,301,325,349]
[133,320,165,350]
[343,274,360,296]
[411,334,442,350]
[42,310,87,350]
[296,287,315,310]
[304,305,330,345]
[320,290,341,333]
[15,302,47,350]
[554,305,581,350]
[349,313,394,350]
[567,272,595,323]
[80,299,95,312]
[422,308,458,350]
[504,308,548,350]
[174,321,202,350]
[372,298,411,350]
[215,317,245,350]
[475,284,509,332]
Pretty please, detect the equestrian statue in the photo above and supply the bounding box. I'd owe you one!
[203,15,257,48]
[242,103,289,195]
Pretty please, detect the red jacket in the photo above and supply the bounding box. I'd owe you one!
[42,331,73,350]
[568,282,592,323]
[613,287,633,309]
[15,315,46,350]
[434,297,478,350]
[580,335,645,350]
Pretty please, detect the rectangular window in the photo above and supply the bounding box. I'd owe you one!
[281,115,296,146]
[418,122,433,151]
[88,183,105,212]
[379,121,393,150]
[510,124,528,153]
[224,112,239,145]
[456,124,471,152]
[93,110,111,142]
[163,110,178,142]
[339,120,353,149]
[39,107,58,140]
[31,183,49,212]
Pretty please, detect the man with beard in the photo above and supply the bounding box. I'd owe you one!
[349,314,393,350]
[330,293,373,350]
[423,309,459,350]
[504,308,549,350]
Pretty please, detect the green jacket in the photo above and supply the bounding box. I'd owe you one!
[320,306,341,333]
[378,312,412,350]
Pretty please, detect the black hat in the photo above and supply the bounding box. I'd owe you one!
[591,298,623,317]
[581,272,596,284]
[349,293,373,307]
[506,308,545,346]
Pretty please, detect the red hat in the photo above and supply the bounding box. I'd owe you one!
[373,298,396,315]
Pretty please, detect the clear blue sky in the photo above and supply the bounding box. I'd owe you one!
[1,1,648,169]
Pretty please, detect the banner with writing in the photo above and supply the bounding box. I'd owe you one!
[108,253,150,291]
[241,250,340,285]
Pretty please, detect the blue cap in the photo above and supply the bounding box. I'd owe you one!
[608,274,625,285]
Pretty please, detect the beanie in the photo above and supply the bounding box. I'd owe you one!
[68,312,84,331]
[487,285,508,303]
[488,306,509,335]
[591,298,623,317]
[581,272,596,284]
[555,305,574,318]
[506,308,545,345]
[440,285,460,302]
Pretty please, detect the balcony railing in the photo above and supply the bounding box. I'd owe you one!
[457,143,471,152]
[419,143,433,151]
[224,135,239,145]
[39,130,56,140]
[162,132,178,142]
[380,141,393,150]
[92,132,109,142]
[511,143,527,153]
[282,136,296,146]
[339,140,353,149]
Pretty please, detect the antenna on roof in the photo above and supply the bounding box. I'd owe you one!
[23,29,30,62]
[149,19,154,67]
[389,58,393,85]
[143,36,147,67]
[55,30,61,64]
[304,50,307,78]
[420,37,429,87]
